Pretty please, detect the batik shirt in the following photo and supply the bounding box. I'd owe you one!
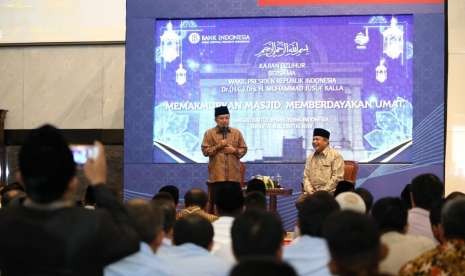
[399,239,465,276]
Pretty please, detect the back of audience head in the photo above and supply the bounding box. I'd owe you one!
[1,182,26,207]
[400,184,412,209]
[126,199,164,251]
[400,183,412,209]
[231,209,284,261]
[354,187,373,213]
[296,191,339,237]
[410,173,443,211]
[244,191,267,211]
[323,210,385,276]
[335,192,366,214]
[18,124,76,204]
[371,197,408,234]
[173,215,213,250]
[334,181,354,197]
[214,181,244,216]
[246,178,266,196]
[158,185,179,207]
[184,188,208,209]
[441,197,465,241]
[152,196,176,238]
[152,191,175,205]
[429,199,445,243]
[229,257,297,276]
[445,191,465,202]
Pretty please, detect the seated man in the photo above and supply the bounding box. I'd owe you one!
[335,192,366,214]
[243,191,267,211]
[322,211,388,276]
[302,128,344,194]
[333,181,354,197]
[0,125,139,275]
[159,215,230,276]
[400,198,465,275]
[284,191,339,276]
[212,182,244,264]
[246,178,266,196]
[371,197,435,275]
[354,187,374,214]
[105,199,173,276]
[177,188,218,222]
[152,195,177,256]
[158,185,180,208]
[231,209,284,261]
[407,173,443,243]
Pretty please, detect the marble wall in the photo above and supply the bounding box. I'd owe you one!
[0,44,125,130]
[445,0,465,194]
[0,44,125,197]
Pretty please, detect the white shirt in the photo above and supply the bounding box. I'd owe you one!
[283,235,331,276]
[407,207,437,243]
[379,231,436,275]
[212,216,236,264]
[104,242,173,276]
[158,243,230,276]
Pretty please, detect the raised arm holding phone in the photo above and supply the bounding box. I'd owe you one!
[0,125,139,275]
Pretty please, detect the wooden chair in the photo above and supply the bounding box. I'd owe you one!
[343,160,359,184]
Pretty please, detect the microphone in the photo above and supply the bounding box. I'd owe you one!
[221,127,228,139]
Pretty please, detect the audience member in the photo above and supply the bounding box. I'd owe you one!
[212,181,244,264]
[429,199,445,244]
[152,195,177,256]
[333,180,354,197]
[323,211,388,276]
[400,184,412,209]
[178,188,218,222]
[159,185,180,207]
[246,178,266,195]
[231,209,284,261]
[371,197,435,275]
[152,191,175,205]
[284,191,339,276]
[0,182,26,207]
[335,192,366,213]
[159,215,230,276]
[105,199,173,276]
[400,198,465,275]
[355,187,374,213]
[230,257,297,276]
[0,125,139,275]
[244,191,267,210]
[445,191,465,201]
[407,173,443,242]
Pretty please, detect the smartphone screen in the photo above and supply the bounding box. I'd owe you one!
[70,145,98,165]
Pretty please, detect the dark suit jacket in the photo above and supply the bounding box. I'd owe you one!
[0,185,139,276]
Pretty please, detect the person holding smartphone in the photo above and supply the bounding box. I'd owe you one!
[0,124,139,276]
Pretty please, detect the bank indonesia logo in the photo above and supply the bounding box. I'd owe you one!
[189,33,201,44]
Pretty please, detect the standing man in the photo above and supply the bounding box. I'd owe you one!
[202,106,247,184]
[303,128,344,194]
[202,106,247,213]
